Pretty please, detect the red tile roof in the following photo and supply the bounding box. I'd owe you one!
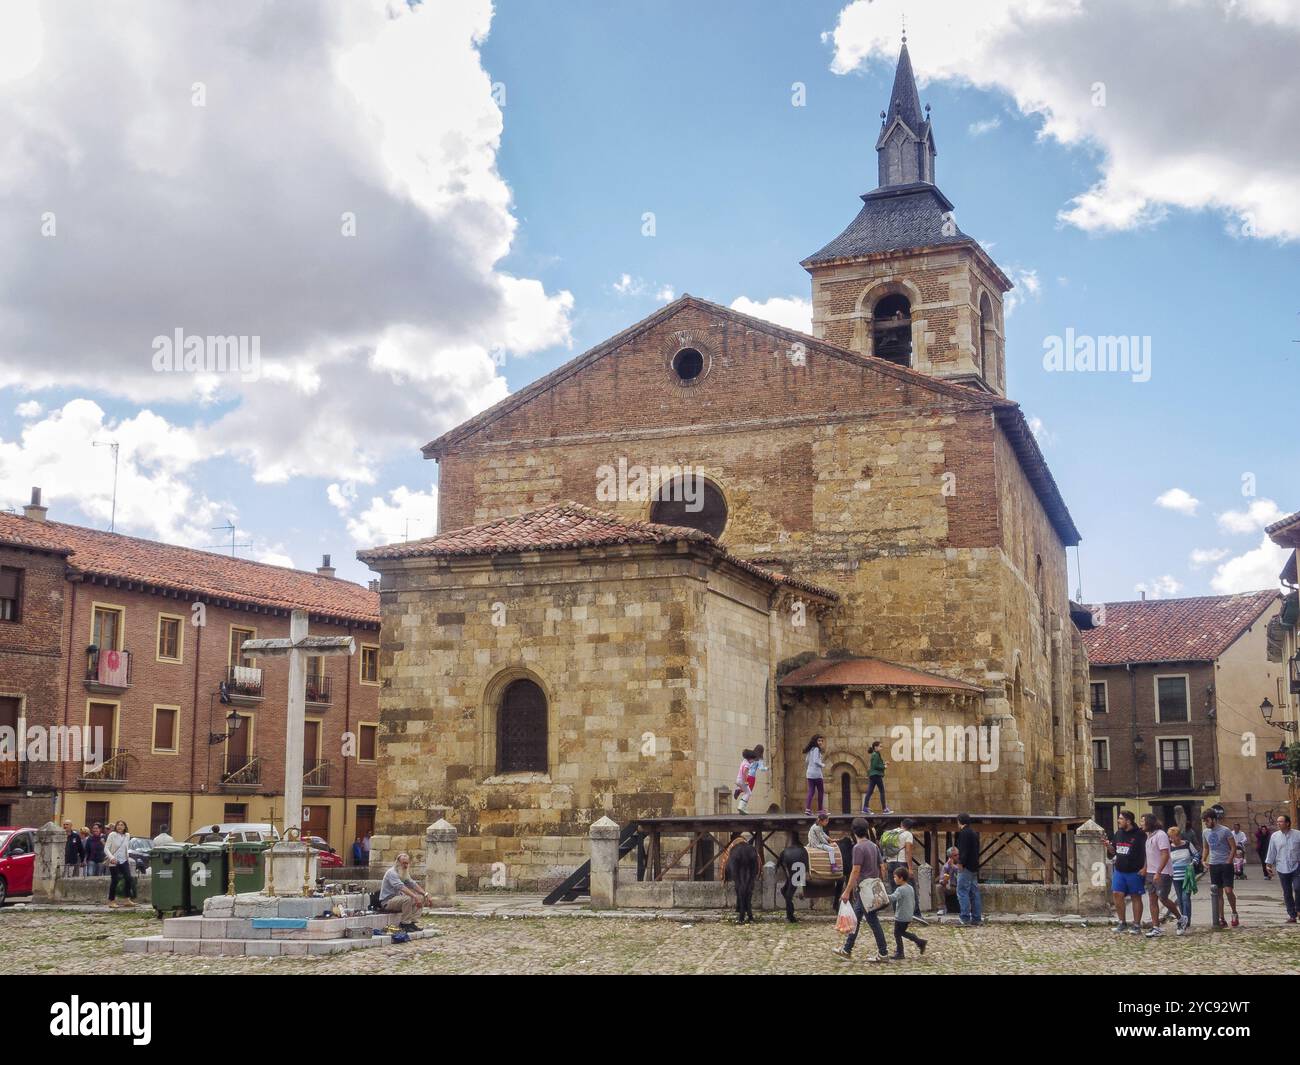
[1080,591,1280,666]
[0,513,379,625]
[358,501,840,601]
[778,656,983,693]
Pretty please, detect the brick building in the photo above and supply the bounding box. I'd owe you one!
[1082,591,1292,839]
[361,41,1094,888]
[0,492,380,848]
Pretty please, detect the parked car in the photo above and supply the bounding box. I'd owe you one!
[184,823,281,845]
[306,836,343,868]
[0,827,37,905]
[128,837,153,872]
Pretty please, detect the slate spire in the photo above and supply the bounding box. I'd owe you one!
[876,38,936,188]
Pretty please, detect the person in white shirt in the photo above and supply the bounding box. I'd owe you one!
[1232,824,1250,879]
[105,819,136,908]
[151,825,175,846]
[1263,814,1300,923]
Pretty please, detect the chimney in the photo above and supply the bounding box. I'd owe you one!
[317,553,335,579]
[1140,591,1146,601]
[368,579,380,593]
[23,487,48,523]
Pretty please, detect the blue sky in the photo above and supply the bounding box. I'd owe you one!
[0,0,1296,602]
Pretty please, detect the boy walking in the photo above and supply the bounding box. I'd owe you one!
[887,867,927,959]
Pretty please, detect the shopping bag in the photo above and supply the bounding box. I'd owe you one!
[860,876,890,912]
[836,899,857,933]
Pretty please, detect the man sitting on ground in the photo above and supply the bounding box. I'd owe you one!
[379,852,433,932]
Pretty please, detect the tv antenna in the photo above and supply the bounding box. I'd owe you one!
[207,520,253,557]
[92,440,120,531]
[403,517,423,542]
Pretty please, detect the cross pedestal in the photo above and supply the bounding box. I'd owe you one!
[240,608,355,896]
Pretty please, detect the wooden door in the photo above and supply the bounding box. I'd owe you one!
[302,805,330,846]
[88,702,116,754]
[303,720,320,772]
[226,715,249,771]
[0,698,18,788]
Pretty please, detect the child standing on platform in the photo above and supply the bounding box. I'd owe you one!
[734,744,766,813]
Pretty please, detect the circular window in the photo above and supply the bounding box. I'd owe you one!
[671,347,704,382]
[650,477,728,538]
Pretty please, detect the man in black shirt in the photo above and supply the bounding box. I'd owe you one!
[954,812,983,926]
[1107,808,1148,935]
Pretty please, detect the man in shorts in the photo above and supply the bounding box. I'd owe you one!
[1107,809,1147,935]
[1140,814,1181,937]
[1201,810,1240,928]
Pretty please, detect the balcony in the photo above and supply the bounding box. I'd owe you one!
[225,666,264,705]
[219,755,261,790]
[1158,768,1193,791]
[305,674,332,706]
[84,649,131,693]
[79,748,130,789]
[303,759,331,792]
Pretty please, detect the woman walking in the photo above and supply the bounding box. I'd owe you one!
[803,734,827,816]
[105,819,136,908]
[862,740,892,814]
[1167,824,1197,934]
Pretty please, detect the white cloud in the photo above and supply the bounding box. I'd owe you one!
[0,0,572,486]
[729,296,814,334]
[1002,268,1040,317]
[826,0,1300,241]
[1209,536,1288,593]
[1189,547,1229,569]
[1027,415,1054,446]
[968,116,1001,136]
[654,285,675,303]
[14,400,42,419]
[612,275,675,304]
[1134,575,1182,599]
[329,482,438,550]
[1155,487,1199,516]
[1216,498,1284,534]
[0,398,227,545]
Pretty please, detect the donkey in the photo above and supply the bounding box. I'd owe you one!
[776,834,856,923]
[723,835,760,924]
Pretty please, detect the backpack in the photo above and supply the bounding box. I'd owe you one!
[879,829,902,859]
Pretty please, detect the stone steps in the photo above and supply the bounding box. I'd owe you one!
[124,928,439,957]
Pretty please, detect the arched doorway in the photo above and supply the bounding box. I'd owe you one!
[498,678,547,773]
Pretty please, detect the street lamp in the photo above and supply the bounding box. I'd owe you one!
[1261,697,1298,734]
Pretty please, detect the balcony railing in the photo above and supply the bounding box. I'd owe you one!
[85,649,131,691]
[305,674,332,705]
[79,748,130,787]
[224,666,264,704]
[1159,768,1193,790]
[304,760,330,789]
[220,755,261,787]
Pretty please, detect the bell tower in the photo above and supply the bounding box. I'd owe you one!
[802,36,1012,396]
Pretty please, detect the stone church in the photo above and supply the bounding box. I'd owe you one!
[360,42,1094,887]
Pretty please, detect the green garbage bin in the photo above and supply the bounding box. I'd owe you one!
[150,844,190,916]
[186,843,228,911]
[230,840,269,893]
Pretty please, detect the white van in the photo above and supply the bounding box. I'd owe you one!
[184,823,281,845]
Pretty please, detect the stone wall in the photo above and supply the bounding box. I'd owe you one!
[370,546,718,888]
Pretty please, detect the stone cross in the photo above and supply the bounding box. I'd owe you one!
[241,609,354,838]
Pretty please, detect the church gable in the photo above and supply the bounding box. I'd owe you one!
[423,295,994,459]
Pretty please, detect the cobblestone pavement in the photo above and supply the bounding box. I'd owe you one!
[1,905,1297,975]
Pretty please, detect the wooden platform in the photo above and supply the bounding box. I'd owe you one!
[629,813,1089,886]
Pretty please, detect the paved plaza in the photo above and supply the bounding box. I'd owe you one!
[2,877,1296,976]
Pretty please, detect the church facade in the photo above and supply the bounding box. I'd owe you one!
[360,42,1094,887]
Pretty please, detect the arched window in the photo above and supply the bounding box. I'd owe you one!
[650,476,728,539]
[872,293,912,367]
[978,293,994,377]
[498,678,547,773]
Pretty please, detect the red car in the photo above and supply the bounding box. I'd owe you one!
[0,827,37,905]
[306,836,343,869]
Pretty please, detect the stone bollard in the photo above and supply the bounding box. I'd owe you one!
[916,861,933,913]
[34,822,65,903]
[759,861,778,911]
[424,819,458,904]
[1073,819,1111,916]
[588,816,620,909]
